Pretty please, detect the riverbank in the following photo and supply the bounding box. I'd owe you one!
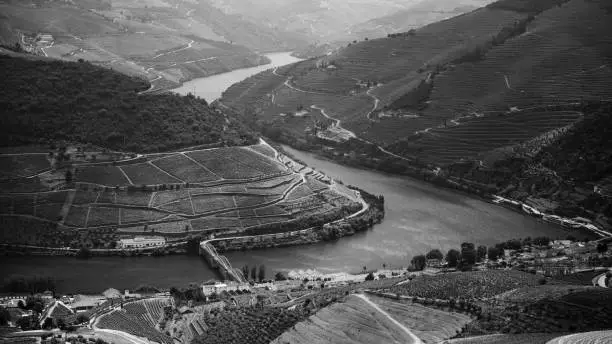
[143,53,272,95]
[172,52,303,102]
[273,141,609,240]
[208,186,384,254]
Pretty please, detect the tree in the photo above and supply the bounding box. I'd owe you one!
[274,272,287,281]
[461,242,476,266]
[487,247,501,261]
[446,249,461,267]
[242,265,249,279]
[250,266,257,281]
[426,249,443,260]
[477,245,487,262]
[365,272,375,281]
[65,170,73,183]
[411,255,426,271]
[57,318,66,330]
[26,296,44,313]
[0,307,10,326]
[76,314,89,324]
[258,265,266,282]
[597,242,608,254]
[533,236,551,246]
[76,247,91,259]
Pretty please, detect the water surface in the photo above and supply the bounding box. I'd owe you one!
[172,52,303,102]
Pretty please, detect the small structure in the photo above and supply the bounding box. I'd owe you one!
[201,282,250,297]
[117,236,165,249]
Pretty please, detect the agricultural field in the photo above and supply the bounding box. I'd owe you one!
[217,0,612,171]
[0,142,363,248]
[387,270,541,300]
[74,166,129,186]
[271,294,470,344]
[95,298,172,344]
[151,154,219,183]
[447,333,564,344]
[0,154,50,178]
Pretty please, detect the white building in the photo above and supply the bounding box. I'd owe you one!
[201,282,250,296]
[117,236,165,249]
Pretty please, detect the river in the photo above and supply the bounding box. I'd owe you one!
[172,52,303,102]
[0,53,574,294]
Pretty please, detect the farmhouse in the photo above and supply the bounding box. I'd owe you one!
[201,281,250,296]
[117,236,165,249]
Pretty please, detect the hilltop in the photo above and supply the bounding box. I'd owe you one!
[0,54,256,152]
[0,0,307,92]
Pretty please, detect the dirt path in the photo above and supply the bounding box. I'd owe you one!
[354,293,423,344]
[366,87,380,121]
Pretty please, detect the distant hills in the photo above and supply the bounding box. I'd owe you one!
[0,0,308,91]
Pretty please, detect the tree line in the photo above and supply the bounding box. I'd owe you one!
[410,236,557,271]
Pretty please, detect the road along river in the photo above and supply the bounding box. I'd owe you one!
[0,53,573,293]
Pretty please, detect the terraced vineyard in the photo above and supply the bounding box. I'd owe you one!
[219,0,612,168]
[387,270,541,300]
[95,298,172,344]
[0,141,363,248]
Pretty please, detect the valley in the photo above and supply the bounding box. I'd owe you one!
[218,0,612,235]
[0,0,306,93]
[1,1,612,344]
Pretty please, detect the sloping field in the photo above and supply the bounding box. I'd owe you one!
[0,154,50,178]
[272,294,471,344]
[0,143,363,247]
[387,270,541,300]
[447,333,563,344]
[220,0,612,168]
[95,298,172,344]
[385,0,612,163]
[546,330,612,344]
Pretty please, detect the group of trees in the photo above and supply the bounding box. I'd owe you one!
[411,237,555,271]
[241,264,266,282]
[2,276,56,294]
[0,55,257,152]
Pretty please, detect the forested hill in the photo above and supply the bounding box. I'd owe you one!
[0,54,256,152]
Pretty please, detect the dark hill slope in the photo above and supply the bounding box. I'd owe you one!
[0,54,255,152]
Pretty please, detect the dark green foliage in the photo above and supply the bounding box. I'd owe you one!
[487,0,570,14]
[365,272,375,281]
[446,249,461,267]
[2,276,56,293]
[0,55,256,152]
[193,307,309,344]
[411,255,427,271]
[487,246,501,261]
[426,249,444,260]
[0,307,10,326]
[538,107,612,183]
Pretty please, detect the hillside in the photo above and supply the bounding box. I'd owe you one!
[0,54,255,152]
[348,0,494,41]
[219,0,611,159]
[206,0,414,43]
[0,0,305,92]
